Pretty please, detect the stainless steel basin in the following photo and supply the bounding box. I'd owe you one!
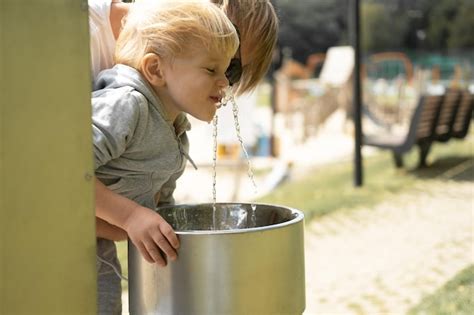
[128,203,305,315]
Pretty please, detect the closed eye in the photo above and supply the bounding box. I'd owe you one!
[205,68,215,74]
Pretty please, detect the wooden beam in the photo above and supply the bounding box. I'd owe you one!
[0,0,96,313]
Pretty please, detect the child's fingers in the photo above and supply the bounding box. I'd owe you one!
[136,241,154,264]
[144,240,167,267]
[152,233,177,262]
[159,221,180,249]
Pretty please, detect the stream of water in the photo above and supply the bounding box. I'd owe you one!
[211,88,258,230]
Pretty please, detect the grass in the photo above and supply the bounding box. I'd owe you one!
[258,135,473,221]
[117,241,128,291]
[407,265,474,315]
[117,133,473,294]
[258,152,419,220]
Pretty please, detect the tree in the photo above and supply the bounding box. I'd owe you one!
[425,0,462,50]
[361,2,409,52]
[275,0,348,64]
[274,0,472,63]
[447,1,474,49]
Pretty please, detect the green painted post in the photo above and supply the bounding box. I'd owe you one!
[0,0,96,313]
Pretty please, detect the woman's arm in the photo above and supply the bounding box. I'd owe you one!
[110,2,130,40]
[96,217,127,241]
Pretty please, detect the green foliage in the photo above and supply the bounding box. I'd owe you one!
[426,0,462,49]
[447,2,474,49]
[275,0,472,61]
[407,265,474,315]
[361,3,409,51]
[275,0,348,63]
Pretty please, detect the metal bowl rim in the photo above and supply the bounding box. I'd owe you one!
[156,202,304,235]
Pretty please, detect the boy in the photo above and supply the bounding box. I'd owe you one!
[92,0,239,313]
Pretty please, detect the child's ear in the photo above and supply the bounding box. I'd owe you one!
[140,53,166,86]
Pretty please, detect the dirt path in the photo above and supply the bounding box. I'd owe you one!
[304,180,473,315]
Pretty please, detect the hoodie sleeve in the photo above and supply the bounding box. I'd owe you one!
[92,91,142,169]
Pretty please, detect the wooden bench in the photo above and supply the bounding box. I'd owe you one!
[450,90,473,139]
[363,94,443,168]
[363,89,473,168]
[433,89,463,142]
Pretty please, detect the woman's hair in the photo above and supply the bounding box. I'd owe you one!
[213,0,279,95]
[115,0,239,69]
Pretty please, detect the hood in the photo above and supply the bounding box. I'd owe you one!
[94,64,171,122]
[94,64,191,134]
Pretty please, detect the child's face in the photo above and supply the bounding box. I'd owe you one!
[158,49,231,123]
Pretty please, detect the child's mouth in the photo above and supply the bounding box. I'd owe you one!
[211,96,224,108]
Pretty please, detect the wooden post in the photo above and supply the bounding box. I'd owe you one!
[0,0,96,313]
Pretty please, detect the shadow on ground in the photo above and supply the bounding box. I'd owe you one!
[407,155,473,182]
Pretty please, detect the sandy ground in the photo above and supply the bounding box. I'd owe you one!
[304,180,473,314]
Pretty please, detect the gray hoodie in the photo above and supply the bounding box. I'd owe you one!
[92,64,192,209]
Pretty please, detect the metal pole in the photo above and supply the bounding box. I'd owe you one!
[351,0,364,186]
[269,46,282,157]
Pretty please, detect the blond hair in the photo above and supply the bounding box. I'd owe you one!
[115,0,239,69]
[213,0,279,95]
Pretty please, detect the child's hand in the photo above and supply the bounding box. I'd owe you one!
[125,206,180,266]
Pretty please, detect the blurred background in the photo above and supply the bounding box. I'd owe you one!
[175,0,473,202]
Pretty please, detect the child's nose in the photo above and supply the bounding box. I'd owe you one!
[216,74,230,88]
